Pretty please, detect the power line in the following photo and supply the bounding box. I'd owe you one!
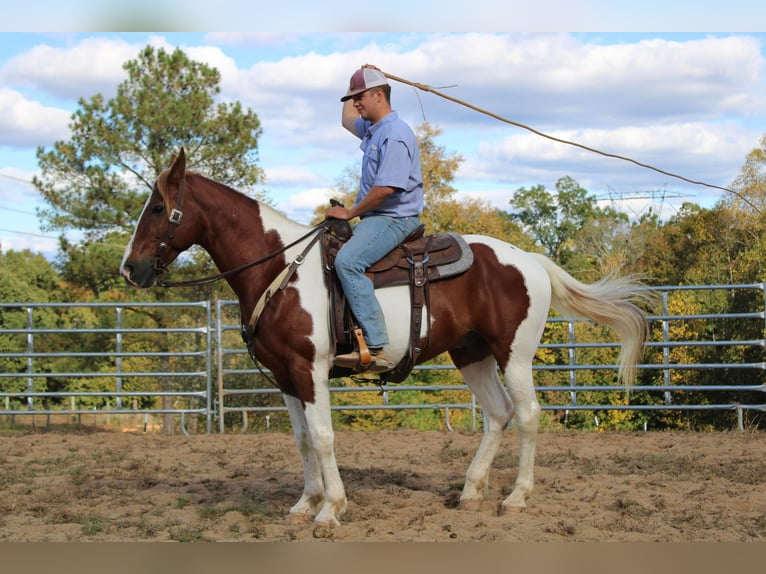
[0,227,56,239]
[0,172,34,185]
[0,205,37,216]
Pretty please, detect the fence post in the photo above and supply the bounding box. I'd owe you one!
[205,300,213,435]
[568,320,577,406]
[115,307,123,410]
[216,299,226,434]
[661,291,672,405]
[26,307,34,410]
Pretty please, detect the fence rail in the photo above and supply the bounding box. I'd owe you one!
[2,283,765,433]
[0,301,213,433]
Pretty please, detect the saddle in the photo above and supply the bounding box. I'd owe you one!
[322,219,473,383]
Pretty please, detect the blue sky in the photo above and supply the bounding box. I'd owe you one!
[1,26,765,257]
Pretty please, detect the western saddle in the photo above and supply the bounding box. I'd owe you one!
[322,219,473,383]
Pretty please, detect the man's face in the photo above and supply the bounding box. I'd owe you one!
[352,88,384,122]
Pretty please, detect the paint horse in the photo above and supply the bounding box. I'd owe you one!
[120,148,648,526]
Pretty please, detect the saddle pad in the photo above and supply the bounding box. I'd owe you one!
[368,232,474,289]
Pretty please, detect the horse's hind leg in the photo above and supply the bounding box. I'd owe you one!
[452,355,514,511]
[499,354,540,512]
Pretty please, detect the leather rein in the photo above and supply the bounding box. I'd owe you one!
[152,176,330,288]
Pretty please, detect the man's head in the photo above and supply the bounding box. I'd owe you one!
[341,67,391,103]
[341,67,392,123]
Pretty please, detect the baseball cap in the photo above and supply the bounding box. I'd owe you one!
[340,68,389,101]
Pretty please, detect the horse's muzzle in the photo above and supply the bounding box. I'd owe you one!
[120,260,157,289]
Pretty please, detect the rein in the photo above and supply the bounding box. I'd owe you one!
[153,175,330,288]
[157,222,329,288]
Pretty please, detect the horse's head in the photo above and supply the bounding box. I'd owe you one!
[120,147,196,288]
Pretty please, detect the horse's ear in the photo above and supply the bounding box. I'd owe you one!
[167,147,186,185]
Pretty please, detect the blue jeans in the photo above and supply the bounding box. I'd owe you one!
[334,215,422,348]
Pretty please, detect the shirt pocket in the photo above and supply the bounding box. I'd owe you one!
[361,143,380,183]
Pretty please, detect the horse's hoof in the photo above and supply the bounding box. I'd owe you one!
[312,522,336,539]
[457,498,482,512]
[285,512,314,528]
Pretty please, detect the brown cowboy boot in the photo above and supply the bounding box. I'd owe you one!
[334,347,395,373]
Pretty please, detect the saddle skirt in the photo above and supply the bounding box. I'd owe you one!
[321,219,474,382]
[322,220,474,289]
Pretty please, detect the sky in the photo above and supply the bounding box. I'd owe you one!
[1,7,766,259]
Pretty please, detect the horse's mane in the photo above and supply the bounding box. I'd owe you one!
[185,171,311,233]
[189,171,257,202]
[155,166,264,224]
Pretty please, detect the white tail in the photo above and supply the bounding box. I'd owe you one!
[530,253,650,388]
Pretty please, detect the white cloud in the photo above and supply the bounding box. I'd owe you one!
[402,34,765,128]
[277,187,335,223]
[264,165,324,188]
[213,33,766,187]
[0,168,39,200]
[454,119,759,212]
[0,37,139,101]
[0,233,58,255]
[0,88,71,147]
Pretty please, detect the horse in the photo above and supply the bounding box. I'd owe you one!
[120,148,649,527]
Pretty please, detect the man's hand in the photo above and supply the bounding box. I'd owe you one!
[326,205,353,220]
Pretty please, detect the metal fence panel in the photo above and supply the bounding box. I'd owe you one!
[2,283,765,433]
[0,301,213,433]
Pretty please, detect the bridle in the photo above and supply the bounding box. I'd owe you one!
[151,175,330,288]
[152,177,186,277]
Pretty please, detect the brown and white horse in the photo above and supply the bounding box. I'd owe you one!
[120,148,648,526]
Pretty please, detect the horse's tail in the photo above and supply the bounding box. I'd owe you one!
[530,253,651,389]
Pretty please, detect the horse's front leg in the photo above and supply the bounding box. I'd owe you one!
[304,394,347,525]
[283,387,347,526]
[283,394,325,525]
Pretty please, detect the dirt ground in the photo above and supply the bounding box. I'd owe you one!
[0,427,764,542]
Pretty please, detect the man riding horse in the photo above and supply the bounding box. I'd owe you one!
[326,65,424,373]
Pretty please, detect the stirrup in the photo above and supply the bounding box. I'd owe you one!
[351,327,372,366]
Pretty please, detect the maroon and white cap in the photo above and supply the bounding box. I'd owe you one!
[340,68,389,101]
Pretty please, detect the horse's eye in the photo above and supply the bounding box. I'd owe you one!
[152,204,165,215]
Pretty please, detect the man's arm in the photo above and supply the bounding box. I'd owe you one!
[341,99,359,135]
[326,185,396,220]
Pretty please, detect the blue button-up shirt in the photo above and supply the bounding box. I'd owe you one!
[353,111,424,218]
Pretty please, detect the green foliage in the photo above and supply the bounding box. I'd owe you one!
[28,44,263,306]
[34,45,264,240]
[508,176,628,267]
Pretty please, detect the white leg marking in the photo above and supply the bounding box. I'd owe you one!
[283,394,325,521]
[283,379,347,526]
[500,354,541,512]
[457,356,514,510]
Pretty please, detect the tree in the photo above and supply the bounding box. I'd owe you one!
[508,176,628,268]
[729,133,766,213]
[723,133,766,283]
[0,249,95,403]
[55,233,128,298]
[26,45,266,432]
[417,122,462,202]
[33,45,265,241]
[0,249,63,302]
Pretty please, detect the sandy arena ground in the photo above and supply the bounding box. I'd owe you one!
[1,428,764,542]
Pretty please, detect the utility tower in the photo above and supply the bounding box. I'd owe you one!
[599,184,695,219]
